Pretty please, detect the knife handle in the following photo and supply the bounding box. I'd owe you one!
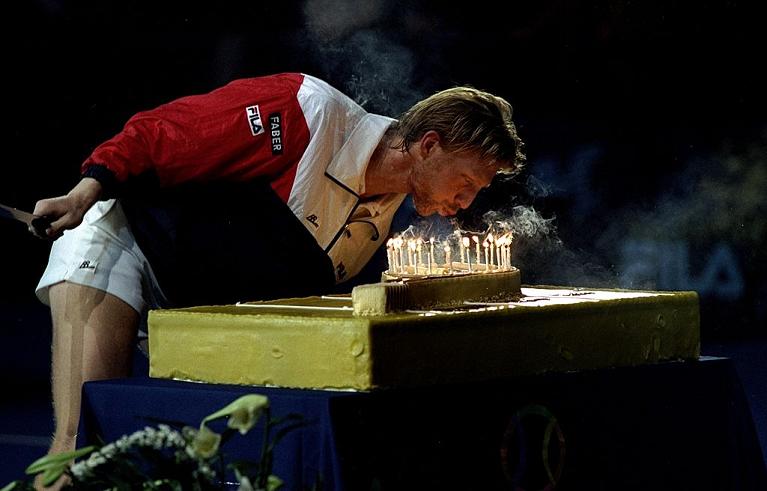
[31,216,53,239]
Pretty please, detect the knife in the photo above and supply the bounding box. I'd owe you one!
[0,202,52,238]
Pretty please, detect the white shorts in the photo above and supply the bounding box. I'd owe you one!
[35,199,167,314]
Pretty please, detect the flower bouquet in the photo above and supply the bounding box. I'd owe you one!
[2,394,310,491]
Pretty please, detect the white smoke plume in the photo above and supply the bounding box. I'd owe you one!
[302,0,424,115]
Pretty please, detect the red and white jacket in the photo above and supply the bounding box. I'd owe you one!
[82,73,405,282]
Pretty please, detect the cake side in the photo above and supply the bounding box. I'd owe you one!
[353,268,522,315]
[148,308,373,390]
[364,290,700,388]
[148,288,699,390]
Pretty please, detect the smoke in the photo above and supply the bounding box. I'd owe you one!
[598,128,767,302]
[612,131,767,245]
[303,0,386,41]
[481,205,618,287]
[393,182,618,287]
[302,0,424,116]
[483,207,555,238]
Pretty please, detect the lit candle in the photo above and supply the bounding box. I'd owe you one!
[462,236,472,272]
[386,238,394,273]
[396,237,405,273]
[418,239,424,271]
[503,234,512,269]
[496,239,502,269]
[444,243,452,273]
[504,235,512,269]
[429,238,435,275]
[408,239,417,274]
[416,239,423,274]
[483,240,489,271]
[473,236,481,267]
[488,233,495,270]
[508,233,514,267]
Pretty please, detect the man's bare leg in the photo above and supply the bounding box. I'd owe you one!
[37,282,139,489]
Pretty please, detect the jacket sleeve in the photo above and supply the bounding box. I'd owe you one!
[82,73,310,195]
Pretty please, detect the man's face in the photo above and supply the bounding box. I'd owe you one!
[409,144,498,217]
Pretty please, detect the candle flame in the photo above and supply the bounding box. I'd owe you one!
[387,225,514,277]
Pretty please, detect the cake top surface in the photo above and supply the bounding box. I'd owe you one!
[151,287,693,321]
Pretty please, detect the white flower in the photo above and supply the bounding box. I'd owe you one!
[100,443,117,459]
[86,453,106,467]
[236,475,255,491]
[188,425,221,459]
[202,394,270,435]
[197,462,215,479]
[115,435,130,451]
[70,461,89,479]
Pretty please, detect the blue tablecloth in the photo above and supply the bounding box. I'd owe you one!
[80,357,766,490]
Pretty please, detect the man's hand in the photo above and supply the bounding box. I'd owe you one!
[32,177,103,239]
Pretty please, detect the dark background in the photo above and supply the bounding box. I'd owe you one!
[1,0,765,479]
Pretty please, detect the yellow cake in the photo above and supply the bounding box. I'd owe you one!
[148,285,700,390]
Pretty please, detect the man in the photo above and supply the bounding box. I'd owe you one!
[32,72,525,473]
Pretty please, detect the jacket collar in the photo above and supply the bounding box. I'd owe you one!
[325,114,395,197]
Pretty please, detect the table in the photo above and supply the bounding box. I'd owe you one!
[80,357,766,490]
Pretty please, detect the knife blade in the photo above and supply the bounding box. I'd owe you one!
[0,202,52,238]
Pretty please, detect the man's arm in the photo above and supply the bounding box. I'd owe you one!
[82,74,306,190]
[35,73,310,238]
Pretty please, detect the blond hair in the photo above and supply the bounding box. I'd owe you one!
[393,86,525,173]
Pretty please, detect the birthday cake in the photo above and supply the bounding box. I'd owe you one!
[148,280,700,390]
[354,268,522,315]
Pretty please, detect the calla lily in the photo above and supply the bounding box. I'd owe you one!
[235,473,254,491]
[190,425,221,459]
[202,394,269,435]
[234,471,283,491]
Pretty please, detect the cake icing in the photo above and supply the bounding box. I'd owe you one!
[149,286,700,390]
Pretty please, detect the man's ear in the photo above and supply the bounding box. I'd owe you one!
[418,130,441,159]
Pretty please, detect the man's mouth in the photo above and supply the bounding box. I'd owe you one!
[439,205,458,217]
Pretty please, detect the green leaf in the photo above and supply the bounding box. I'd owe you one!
[0,481,25,491]
[266,475,284,491]
[25,446,97,474]
[40,465,66,488]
